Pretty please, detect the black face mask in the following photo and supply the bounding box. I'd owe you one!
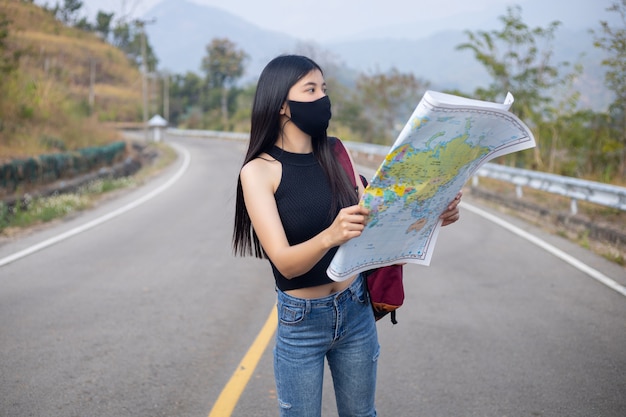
[287,95,332,138]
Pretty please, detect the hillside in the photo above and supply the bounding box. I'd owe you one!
[0,1,143,160]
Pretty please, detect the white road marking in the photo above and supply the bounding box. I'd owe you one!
[0,144,191,268]
[462,201,626,297]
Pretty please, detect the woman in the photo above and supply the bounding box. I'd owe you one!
[233,55,461,417]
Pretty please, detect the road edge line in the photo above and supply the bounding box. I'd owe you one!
[0,144,191,268]
[462,201,626,297]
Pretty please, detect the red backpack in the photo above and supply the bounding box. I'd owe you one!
[333,138,405,324]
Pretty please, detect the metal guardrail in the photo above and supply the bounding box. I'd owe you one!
[472,164,626,214]
[167,128,249,141]
[166,128,626,214]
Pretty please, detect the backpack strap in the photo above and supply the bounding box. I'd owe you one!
[332,138,362,190]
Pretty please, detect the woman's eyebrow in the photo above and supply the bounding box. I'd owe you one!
[302,81,326,88]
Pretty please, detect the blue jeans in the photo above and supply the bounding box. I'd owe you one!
[274,274,379,417]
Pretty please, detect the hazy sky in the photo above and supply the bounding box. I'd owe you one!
[73,0,615,42]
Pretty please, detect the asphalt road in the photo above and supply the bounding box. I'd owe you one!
[1,134,625,417]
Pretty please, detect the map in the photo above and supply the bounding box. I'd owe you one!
[327,91,536,281]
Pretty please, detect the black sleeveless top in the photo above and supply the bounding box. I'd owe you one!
[266,145,339,291]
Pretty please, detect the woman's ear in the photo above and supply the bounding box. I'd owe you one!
[279,101,288,116]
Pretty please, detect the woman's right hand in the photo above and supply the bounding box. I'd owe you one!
[326,205,370,247]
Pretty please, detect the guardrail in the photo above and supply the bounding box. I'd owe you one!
[167,128,249,141]
[166,128,626,215]
[472,164,626,214]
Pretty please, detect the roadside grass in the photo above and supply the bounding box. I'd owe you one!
[0,177,134,234]
[0,142,177,236]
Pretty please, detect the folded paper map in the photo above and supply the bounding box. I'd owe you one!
[327,90,536,281]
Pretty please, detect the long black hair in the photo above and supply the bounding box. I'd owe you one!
[232,55,358,258]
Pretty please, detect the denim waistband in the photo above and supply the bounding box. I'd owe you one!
[276,274,364,308]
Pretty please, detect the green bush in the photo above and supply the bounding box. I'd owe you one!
[0,140,126,192]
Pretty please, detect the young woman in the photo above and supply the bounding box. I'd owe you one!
[233,55,461,417]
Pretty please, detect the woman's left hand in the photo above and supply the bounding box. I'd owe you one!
[440,191,462,226]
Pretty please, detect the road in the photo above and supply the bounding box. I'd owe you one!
[1,134,625,417]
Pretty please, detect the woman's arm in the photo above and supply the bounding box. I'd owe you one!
[240,158,369,279]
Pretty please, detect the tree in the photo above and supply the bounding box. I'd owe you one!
[200,38,247,128]
[457,5,574,169]
[356,68,429,144]
[54,0,84,25]
[327,79,374,142]
[95,11,114,41]
[0,10,19,134]
[592,0,626,178]
[0,11,18,75]
[111,20,157,71]
[168,72,207,126]
[74,16,91,31]
[534,60,585,174]
[457,6,568,118]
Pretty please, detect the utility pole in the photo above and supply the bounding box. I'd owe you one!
[134,18,156,140]
[149,72,157,116]
[88,57,96,113]
[163,70,170,122]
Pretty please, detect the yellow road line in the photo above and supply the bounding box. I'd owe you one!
[208,305,277,417]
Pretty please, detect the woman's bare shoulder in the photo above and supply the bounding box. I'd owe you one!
[241,153,278,173]
[240,153,281,189]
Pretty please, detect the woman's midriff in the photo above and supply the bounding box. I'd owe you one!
[285,274,358,299]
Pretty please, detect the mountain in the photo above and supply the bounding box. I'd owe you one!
[144,0,299,77]
[143,0,612,110]
[353,0,618,42]
[326,31,486,91]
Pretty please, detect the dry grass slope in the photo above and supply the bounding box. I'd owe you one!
[0,1,143,160]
